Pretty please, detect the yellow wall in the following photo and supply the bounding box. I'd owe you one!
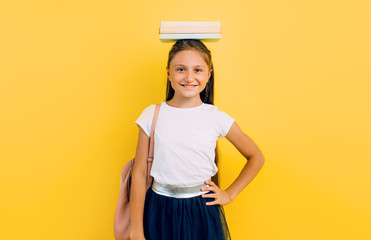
[1,0,370,239]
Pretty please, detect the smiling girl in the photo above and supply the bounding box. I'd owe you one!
[129,39,265,240]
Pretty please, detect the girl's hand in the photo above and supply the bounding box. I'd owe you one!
[201,180,233,206]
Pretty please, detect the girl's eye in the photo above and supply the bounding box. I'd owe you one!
[177,68,185,72]
[195,69,202,72]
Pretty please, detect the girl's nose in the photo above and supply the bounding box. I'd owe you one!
[185,71,193,81]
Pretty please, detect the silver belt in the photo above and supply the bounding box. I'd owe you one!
[152,180,210,198]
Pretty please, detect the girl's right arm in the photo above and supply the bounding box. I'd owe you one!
[129,126,150,240]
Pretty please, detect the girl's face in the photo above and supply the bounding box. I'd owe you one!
[167,50,211,101]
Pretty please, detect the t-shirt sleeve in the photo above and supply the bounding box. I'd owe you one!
[216,108,235,137]
[134,104,156,137]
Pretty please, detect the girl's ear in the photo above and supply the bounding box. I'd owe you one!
[166,67,170,78]
[209,69,212,79]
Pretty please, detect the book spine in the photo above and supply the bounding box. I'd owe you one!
[159,26,220,34]
[159,33,221,40]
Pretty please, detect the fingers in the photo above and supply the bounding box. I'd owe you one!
[201,180,223,206]
[201,180,219,192]
[205,200,218,206]
[205,180,216,186]
[201,193,217,198]
[200,186,215,191]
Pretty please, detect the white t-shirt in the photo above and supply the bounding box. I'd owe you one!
[135,101,235,186]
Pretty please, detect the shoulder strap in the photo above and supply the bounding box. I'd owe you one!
[147,104,161,163]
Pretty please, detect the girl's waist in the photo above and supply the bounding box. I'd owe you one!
[151,180,210,198]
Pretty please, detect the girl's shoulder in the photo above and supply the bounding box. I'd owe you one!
[203,103,230,114]
[202,103,235,123]
[200,103,235,138]
[140,103,157,112]
[136,104,157,120]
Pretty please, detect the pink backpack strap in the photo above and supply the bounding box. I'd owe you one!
[146,104,161,182]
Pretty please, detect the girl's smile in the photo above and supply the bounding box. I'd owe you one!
[180,84,198,89]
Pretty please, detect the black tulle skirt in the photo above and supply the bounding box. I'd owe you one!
[143,187,231,240]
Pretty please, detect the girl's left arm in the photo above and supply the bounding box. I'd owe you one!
[202,121,265,205]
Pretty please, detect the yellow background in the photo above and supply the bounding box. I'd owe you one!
[1,0,370,239]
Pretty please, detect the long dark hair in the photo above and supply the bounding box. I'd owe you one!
[165,39,221,186]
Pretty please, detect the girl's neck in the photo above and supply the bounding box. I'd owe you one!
[166,97,203,109]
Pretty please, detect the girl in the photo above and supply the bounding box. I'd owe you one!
[130,39,265,240]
